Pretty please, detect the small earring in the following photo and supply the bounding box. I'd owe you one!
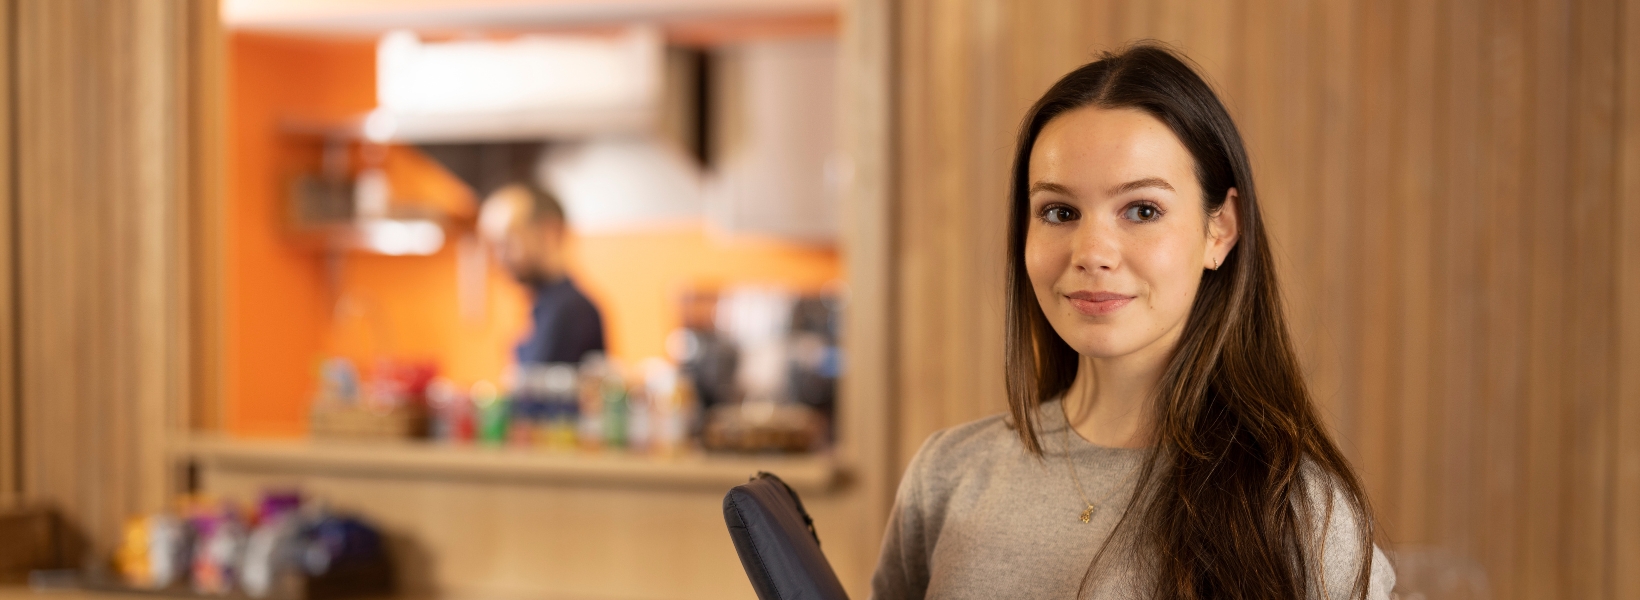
[1212,257,1220,270]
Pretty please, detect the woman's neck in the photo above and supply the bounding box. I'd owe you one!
[1062,347,1169,448]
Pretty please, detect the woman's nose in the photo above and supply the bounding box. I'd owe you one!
[1070,221,1120,273]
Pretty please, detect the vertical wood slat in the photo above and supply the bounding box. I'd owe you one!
[1521,0,1570,594]
[135,0,183,528]
[837,0,898,590]
[890,0,1640,597]
[1312,0,1358,439]
[15,0,196,548]
[1397,0,1440,547]
[0,0,14,506]
[1349,0,1400,529]
[1478,0,1525,591]
[1439,0,1486,564]
[892,0,932,469]
[1568,0,1621,597]
[965,0,1007,445]
[1613,0,1640,596]
[187,0,226,435]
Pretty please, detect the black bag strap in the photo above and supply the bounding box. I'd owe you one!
[751,471,820,547]
[723,470,850,600]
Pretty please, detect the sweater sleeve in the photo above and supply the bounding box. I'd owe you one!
[869,431,945,600]
[1301,467,1397,600]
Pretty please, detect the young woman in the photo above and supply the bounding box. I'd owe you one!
[871,44,1396,599]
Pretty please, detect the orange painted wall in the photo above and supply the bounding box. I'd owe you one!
[226,33,841,437]
[227,33,377,437]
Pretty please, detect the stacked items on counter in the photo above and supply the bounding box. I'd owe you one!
[681,287,842,454]
[113,491,393,600]
[309,359,437,439]
[306,285,844,455]
[422,355,699,455]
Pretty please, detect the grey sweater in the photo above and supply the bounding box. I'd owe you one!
[870,400,1396,599]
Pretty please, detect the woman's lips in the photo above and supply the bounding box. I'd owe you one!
[1065,291,1134,316]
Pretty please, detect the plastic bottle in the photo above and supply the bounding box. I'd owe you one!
[576,355,606,451]
[472,381,506,445]
[426,378,458,442]
[646,360,698,456]
[601,365,628,450]
[508,365,544,448]
[545,364,579,450]
[626,376,652,454]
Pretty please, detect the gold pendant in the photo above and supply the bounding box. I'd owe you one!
[1080,505,1094,523]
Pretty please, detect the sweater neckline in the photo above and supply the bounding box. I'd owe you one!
[1036,398,1150,458]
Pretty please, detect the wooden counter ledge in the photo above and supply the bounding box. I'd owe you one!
[177,436,841,494]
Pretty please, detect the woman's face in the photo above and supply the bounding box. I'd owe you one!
[1025,106,1238,362]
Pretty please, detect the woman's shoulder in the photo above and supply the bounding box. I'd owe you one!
[905,399,1090,475]
[885,410,1038,541]
[908,412,1020,468]
[896,411,1026,494]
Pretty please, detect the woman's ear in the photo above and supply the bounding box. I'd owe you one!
[1206,188,1240,269]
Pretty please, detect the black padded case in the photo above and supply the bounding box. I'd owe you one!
[722,472,850,600]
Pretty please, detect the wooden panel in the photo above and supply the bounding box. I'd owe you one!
[14,0,203,549]
[888,0,1640,597]
[836,0,898,579]
[196,456,875,600]
[0,0,15,507]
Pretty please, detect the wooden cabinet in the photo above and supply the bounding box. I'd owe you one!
[181,437,869,600]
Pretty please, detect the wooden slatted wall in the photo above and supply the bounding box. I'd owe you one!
[890,0,1640,596]
[12,0,213,549]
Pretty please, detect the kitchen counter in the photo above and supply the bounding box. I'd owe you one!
[169,435,859,600]
[0,588,193,600]
[179,435,839,493]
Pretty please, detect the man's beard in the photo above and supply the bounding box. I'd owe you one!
[510,264,551,288]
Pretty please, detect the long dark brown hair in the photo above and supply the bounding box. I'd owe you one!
[1004,42,1378,599]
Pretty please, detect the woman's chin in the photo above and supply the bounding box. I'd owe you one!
[1064,336,1145,360]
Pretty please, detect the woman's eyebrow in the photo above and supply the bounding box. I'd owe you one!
[1108,177,1175,196]
[1028,181,1076,197]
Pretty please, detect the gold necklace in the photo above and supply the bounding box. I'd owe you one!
[1060,403,1138,523]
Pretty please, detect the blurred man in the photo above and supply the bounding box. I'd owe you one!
[478,182,606,365]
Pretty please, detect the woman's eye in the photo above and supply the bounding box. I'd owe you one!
[1123,203,1162,222]
[1040,205,1078,224]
